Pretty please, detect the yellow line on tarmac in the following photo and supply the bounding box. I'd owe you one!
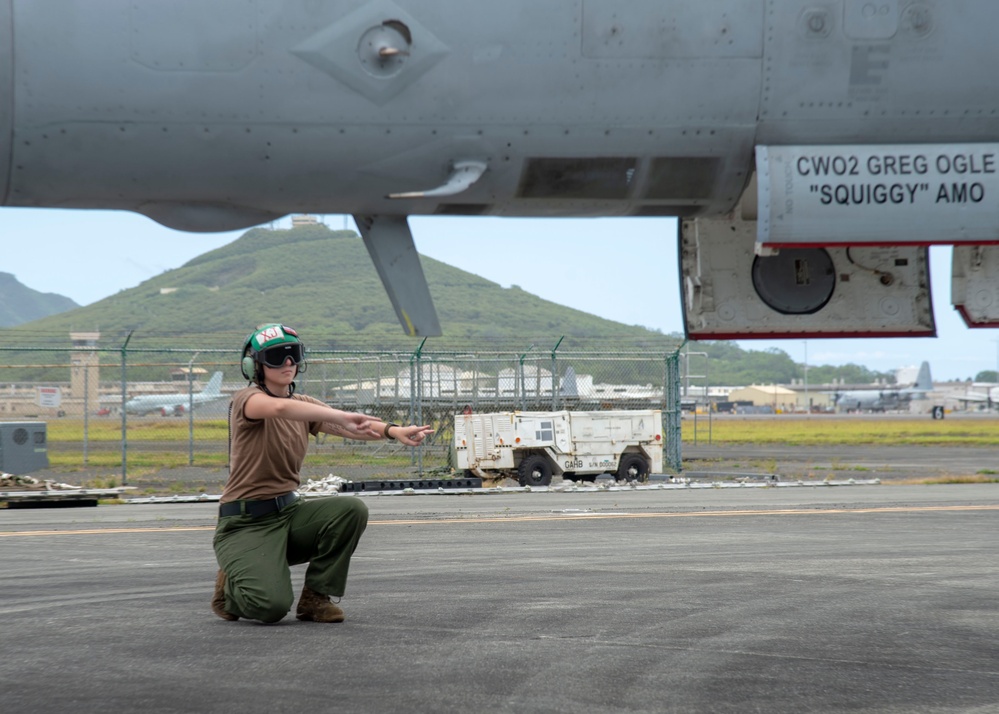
[373,504,999,526]
[1,504,996,537]
[0,526,215,537]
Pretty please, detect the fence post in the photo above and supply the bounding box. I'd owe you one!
[187,352,199,465]
[664,348,683,473]
[472,359,479,411]
[518,344,535,411]
[410,338,426,471]
[119,330,133,486]
[82,362,89,466]
[550,336,564,410]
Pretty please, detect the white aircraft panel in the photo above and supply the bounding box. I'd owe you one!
[757,144,999,247]
[681,214,935,339]
[952,245,999,328]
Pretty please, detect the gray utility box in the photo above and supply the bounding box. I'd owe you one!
[0,422,49,474]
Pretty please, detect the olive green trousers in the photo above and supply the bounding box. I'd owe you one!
[213,495,368,623]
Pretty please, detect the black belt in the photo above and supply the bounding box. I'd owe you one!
[219,491,299,518]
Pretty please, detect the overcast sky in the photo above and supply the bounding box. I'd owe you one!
[1,207,995,382]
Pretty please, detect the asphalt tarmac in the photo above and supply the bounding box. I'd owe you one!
[682,442,999,482]
[2,483,997,714]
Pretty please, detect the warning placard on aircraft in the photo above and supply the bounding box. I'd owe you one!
[756,144,999,247]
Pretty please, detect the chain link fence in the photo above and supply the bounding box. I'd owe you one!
[0,334,683,488]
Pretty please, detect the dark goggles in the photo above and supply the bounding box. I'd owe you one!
[258,343,304,368]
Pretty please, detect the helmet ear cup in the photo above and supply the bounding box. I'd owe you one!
[241,355,256,381]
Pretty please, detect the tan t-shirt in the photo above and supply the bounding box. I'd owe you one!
[222,386,327,503]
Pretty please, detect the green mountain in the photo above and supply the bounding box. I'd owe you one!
[15,224,680,352]
[0,272,79,327]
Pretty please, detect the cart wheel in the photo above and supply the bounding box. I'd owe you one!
[617,454,650,483]
[518,455,553,487]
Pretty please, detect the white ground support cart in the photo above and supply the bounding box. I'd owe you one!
[455,410,664,486]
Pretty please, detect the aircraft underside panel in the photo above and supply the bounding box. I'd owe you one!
[758,1,999,144]
[951,245,999,328]
[681,213,935,340]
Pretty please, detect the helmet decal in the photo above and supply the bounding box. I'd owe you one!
[254,324,286,348]
[250,324,301,351]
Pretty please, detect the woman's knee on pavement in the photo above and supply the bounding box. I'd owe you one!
[245,594,294,624]
[234,583,294,624]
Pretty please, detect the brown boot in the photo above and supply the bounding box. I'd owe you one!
[211,569,238,621]
[296,585,345,623]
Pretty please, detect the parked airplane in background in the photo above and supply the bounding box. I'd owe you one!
[124,372,225,416]
[833,362,933,413]
[2,1,999,337]
[954,383,999,410]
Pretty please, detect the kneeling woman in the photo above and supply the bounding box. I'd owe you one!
[212,323,432,624]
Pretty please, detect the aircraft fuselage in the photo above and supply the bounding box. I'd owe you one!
[2,1,996,232]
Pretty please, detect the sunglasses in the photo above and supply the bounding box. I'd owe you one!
[259,344,304,368]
